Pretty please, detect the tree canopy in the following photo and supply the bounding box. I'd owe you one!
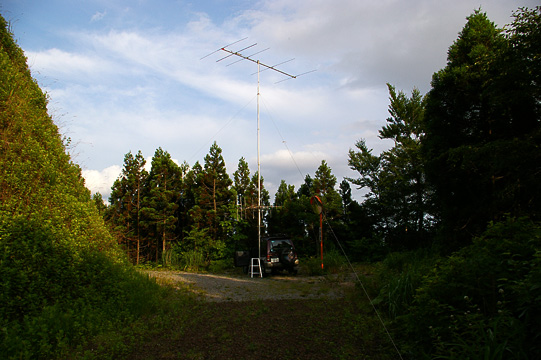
[423,8,540,248]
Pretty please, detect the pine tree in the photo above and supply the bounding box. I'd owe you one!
[92,192,107,216]
[311,161,342,252]
[268,180,301,240]
[349,85,433,249]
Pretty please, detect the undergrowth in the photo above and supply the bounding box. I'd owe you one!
[0,218,195,359]
[373,217,541,359]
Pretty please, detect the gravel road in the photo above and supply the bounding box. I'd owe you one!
[145,270,356,302]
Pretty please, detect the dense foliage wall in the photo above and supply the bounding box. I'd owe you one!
[423,9,541,249]
[368,7,541,359]
[0,15,159,358]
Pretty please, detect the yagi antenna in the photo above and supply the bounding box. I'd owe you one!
[216,43,258,63]
[201,40,313,275]
[199,37,248,60]
[250,58,294,76]
[227,47,270,67]
[215,43,297,80]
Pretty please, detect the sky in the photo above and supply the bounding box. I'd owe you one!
[1,0,537,203]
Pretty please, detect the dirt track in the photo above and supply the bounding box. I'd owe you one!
[130,271,397,360]
[145,270,356,302]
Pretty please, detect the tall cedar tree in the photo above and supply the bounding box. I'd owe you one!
[107,150,148,264]
[249,171,270,222]
[231,157,270,249]
[140,148,181,262]
[182,160,202,231]
[312,160,343,246]
[312,160,342,215]
[174,160,191,244]
[423,8,541,248]
[191,142,233,251]
[233,157,251,220]
[92,192,107,216]
[268,179,299,239]
[231,157,252,247]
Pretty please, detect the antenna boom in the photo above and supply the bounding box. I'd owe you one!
[219,47,296,79]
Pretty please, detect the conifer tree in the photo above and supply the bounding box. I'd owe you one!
[107,150,148,263]
[233,157,251,220]
[92,192,107,216]
[140,148,181,262]
[311,161,343,251]
[312,160,342,215]
[423,8,540,247]
[268,180,302,240]
[187,142,233,260]
[349,85,432,249]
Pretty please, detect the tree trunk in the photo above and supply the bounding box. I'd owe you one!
[213,178,217,212]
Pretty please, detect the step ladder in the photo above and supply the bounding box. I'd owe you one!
[249,258,263,278]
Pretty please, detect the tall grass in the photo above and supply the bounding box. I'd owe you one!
[162,248,206,271]
[373,248,440,320]
[303,249,347,276]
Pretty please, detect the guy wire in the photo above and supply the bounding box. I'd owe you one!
[323,213,405,360]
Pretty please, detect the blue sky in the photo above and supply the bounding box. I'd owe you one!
[2,0,537,202]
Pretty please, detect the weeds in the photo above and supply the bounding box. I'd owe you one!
[303,249,347,275]
[373,218,541,359]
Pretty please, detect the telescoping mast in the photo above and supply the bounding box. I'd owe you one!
[201,39,313,271]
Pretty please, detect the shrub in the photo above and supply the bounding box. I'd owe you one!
[208,258,234,273]
[373,249,440,320]
[0,218,164,359]
[397,217,540,359]
[303,249,346,275]
[179,249,206,271]
[347,236,388,262]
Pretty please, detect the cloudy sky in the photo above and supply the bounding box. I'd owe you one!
[2,0,537,202]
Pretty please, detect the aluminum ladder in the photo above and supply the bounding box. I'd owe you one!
[249,258,263,278]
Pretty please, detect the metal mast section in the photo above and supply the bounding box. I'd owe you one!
[204,40,296,259]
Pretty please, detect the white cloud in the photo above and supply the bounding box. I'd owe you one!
[234,0,532,92]
[82,165,121,202]
[91,11,107,23]
[26,48,113,78]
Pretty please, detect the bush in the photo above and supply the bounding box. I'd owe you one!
[373,249,440,320]
[179,249,206,271]
[208,258,234,273]
[347,236,388,262]
[0,218,164,359]
[303,249,346,275]
[397,217,540,359]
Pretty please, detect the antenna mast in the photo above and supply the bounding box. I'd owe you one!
[204,40,297,267]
